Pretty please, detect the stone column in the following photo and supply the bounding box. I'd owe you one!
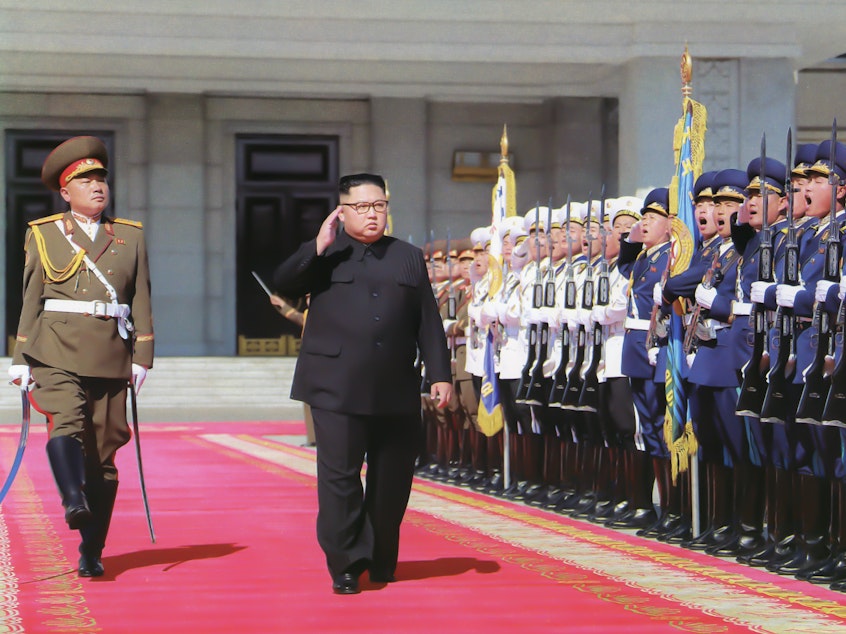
[370,98,428,242]
[145,94,209,354]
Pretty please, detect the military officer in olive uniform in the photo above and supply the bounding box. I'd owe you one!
[8,136,154,578]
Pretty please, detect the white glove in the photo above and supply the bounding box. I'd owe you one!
[525,307,548,324]
[559,307,577,327]
[652,282,663,307]
[695,284,717,310]
[590,305,611,326]
[815,280,837,304]
[443,318,456,335]
[750,281,775,304]
[575,308,592,327]
[480,302,499,326]
[776,284,803,308]
[132,363,148,394]
[647,347,659,367]
[8,365,31,391]
[686,352,696,369]
[840,275,846,301]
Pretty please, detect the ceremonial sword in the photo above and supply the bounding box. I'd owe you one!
[129,382,156,543]
[0,387,31,506]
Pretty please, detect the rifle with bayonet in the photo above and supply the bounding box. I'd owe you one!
[737,134,775,417]
[562,194,593,410]
[796,120,842,423]
[761,129,799,422]
[445,229,458,369]
[516,204,544,403]
[579,188,608,412]
[549,196,574,407]
[524,201,556,406]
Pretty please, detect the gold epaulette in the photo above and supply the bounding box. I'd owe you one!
[113,218,143,229]
[28,213,64,227]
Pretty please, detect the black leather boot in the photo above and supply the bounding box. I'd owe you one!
[46,436,92,530]
[606,449,656,530]
[796,479,846,584]
[79,479,118,577]
[771,474,830,576]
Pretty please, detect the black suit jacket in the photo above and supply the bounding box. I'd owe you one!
[274,230,451,416]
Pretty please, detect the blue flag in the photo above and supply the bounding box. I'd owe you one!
[477,328,504,437]
[664,102,700,481]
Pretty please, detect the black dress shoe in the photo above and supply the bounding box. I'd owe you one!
[332,573,360,595]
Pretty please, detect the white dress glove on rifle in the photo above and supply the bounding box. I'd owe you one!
[694,284,717,310]
[815,280,837,304]
[840,275,846,301]
[775,284,803,309]
[132,363,148,394]
[8,365,31,391]
[647,347,659,367]
[750,281,774,304]
[652,282,663,307]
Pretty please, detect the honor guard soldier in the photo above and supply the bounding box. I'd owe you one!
[511,207,553,500]
[464,227,493,488]
[421,240,461,481]
[773,140,846,581]
[654,171,721,544]
[491,221,531,496]
[597,197,654,528]
[8,136,154,578]
[545,203,589,511]
[618,188,673,534]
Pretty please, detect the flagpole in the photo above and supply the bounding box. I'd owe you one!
[498,124,511,490]
[681,46,701,539]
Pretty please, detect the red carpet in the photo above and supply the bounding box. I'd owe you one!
[0,421,844,633]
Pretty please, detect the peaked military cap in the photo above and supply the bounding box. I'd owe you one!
[694,171,717,201]
[746,157,787,196]
[41,136,109,192]
[806,140,846,182]
[711,169,748,202]
[792,143,818,177]
[641,187,670,217]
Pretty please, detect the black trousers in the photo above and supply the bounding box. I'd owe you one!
[311,407,420,579]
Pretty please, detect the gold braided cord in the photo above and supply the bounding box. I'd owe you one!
[669,97,707,218]
[31,225,86,283]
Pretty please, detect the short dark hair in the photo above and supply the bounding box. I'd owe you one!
[339,173,386,195]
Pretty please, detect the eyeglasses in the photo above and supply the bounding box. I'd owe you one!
[342,200,389,214]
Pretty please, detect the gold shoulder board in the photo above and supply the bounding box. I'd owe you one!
[113,218,143,229]
[28,213,64,227]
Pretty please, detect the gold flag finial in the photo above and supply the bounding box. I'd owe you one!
[681,45,693,99]
[500,125,509,164]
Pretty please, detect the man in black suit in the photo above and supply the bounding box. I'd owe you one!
[274,173,453,594]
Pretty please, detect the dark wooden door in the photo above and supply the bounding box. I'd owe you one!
[235,135,338,354]
[4,131,115,354]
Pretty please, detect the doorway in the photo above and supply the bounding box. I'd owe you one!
[235,134,338,355]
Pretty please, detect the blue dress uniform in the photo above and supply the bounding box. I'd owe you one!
[620,188,673,533]
[775,140,846,584]
[685,168,768,558]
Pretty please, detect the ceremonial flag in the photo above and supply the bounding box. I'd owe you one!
[477,328,505,436]
[664,98,705,482]
[487,125,517,297]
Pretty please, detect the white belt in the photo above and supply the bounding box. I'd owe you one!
[45,299,130,319]
[625,317,651,331]
[44,299,133,340]
[732,302,753,316]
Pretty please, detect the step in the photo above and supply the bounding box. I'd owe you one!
[0,357,303,422]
